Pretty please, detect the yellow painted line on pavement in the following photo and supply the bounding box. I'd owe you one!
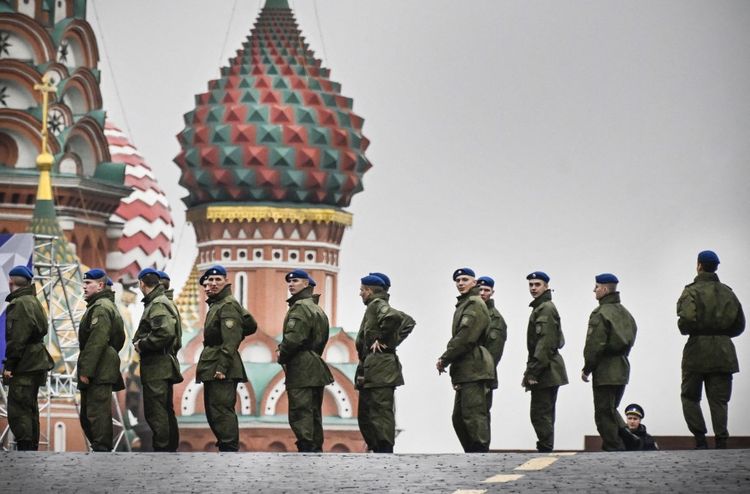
[549,452,577,456]
[451,490,487,494]
[482,474,525,483]
[514,456,559,471]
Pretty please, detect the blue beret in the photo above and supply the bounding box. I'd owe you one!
[106,277,113,287]
[83,268,107,280]
[361,274,387,287]
[477,276,495,288]
[203,265,227,278]
[308,277,317,288]
[199,273,209,285]
[369,272,391,288]
[285,269,311,283]
[526,271,550,283]
[697,250,720,265]
[624,403,644,418]
[156,270,170,280]
[452,268,476,281]
[138,267,159,280]
[9,265,33,281]
[595,273,619,284]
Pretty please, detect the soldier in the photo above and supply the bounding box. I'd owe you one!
[78,269,126,451]
[581,273,637,451]
[620,403,658,451]
[277,269,333,452]
[133,267,183,452]
[522,271,568,453]
[1,265,53,451]
[196,265,256,452]
[355,274,404,453]
[436,268,494,453]
[677,250,745,449]
[476,276,507,429]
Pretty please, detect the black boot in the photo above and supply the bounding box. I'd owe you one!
[715,437,728,449]
[695,435,708,449]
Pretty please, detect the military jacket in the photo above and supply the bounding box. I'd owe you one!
[2,285,54,384]
[78,290,126,390]
[278,286,333,389]
[525,290,568,389]
[440,287,495,385]
[134,285,183,384]
[355,294,404,389]
[582,292,637,386]
[677,272,745,373]
[196,284,251,383]
[482,298,508,389]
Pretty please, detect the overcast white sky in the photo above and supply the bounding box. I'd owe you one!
[90,0,750,453]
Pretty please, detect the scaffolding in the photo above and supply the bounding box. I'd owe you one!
[1,234,130,451]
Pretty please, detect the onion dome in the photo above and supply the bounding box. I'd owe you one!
[174,0,372,208]
[105,121,173,284]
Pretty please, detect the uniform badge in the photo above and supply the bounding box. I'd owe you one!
[91,317,99,326]
[288,319,297,329]
[379,305,389,315]
[225,319,235,329]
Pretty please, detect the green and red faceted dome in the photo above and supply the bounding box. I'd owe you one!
[174,0,372,209]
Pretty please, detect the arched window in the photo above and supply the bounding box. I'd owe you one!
[234,272,248,307]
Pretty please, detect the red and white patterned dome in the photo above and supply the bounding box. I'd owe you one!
[105,121,174,285]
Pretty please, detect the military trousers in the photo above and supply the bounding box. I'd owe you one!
[530,386,559,452]
[681,371,733,441]
[80,383,113,452]
[358,386,396,453]
[7,380,41,450]
[204,380,239,452]
[592,384,626,451]
[142,379,179,452]
[287,386,324,452]
[452,381,490,453]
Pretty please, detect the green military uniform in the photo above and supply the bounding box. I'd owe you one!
[582,291,637,451]
[278,286,333,452]
[440,286,495,452]
[481,298,507,402]
[78,289,126,451]
[134,285,183,452]
[524,289,568,452]
[2,285,54,451]
[677,272,745,447]
[196,284,255,452]
[355,293,405,453]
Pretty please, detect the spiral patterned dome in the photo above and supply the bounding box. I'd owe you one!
[174,1,372,209]
[105,121,174,284]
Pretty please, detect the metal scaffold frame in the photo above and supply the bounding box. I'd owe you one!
[1,234,130,451]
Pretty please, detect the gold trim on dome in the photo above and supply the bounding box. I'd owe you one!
[192,205,353,226]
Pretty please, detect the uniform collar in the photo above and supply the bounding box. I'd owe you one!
[142,284,166,305]
[456,286,481,304]
[485,298,495,309]
[6,284,35,302]
[598,291,621,305]
[207,284,233,305]
[365,292,388,306]
[695,272,720,283]
[86,289,110,306]
[286,285,314,306]
[529,289,552,308]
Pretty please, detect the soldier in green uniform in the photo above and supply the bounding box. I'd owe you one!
[581,273,637,451]
[134,267,183,452]
[476,277,507,414]
[277,269,333,452]
[522,271,568,453]
[196,265,256,452]
[436,268,494,453]
[157,271,175,302]
[355,274,404,453]
[78,269,126,451]
[2,265,54,451]
[677,250,745,449]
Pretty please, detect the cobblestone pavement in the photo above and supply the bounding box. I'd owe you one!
[1,449,748,493]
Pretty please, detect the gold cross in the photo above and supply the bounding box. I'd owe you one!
[33,74,57,158]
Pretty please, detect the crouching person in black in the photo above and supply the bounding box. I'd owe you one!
[619,403,658,451]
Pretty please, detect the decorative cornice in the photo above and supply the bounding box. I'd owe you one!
[189,205,353,226]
